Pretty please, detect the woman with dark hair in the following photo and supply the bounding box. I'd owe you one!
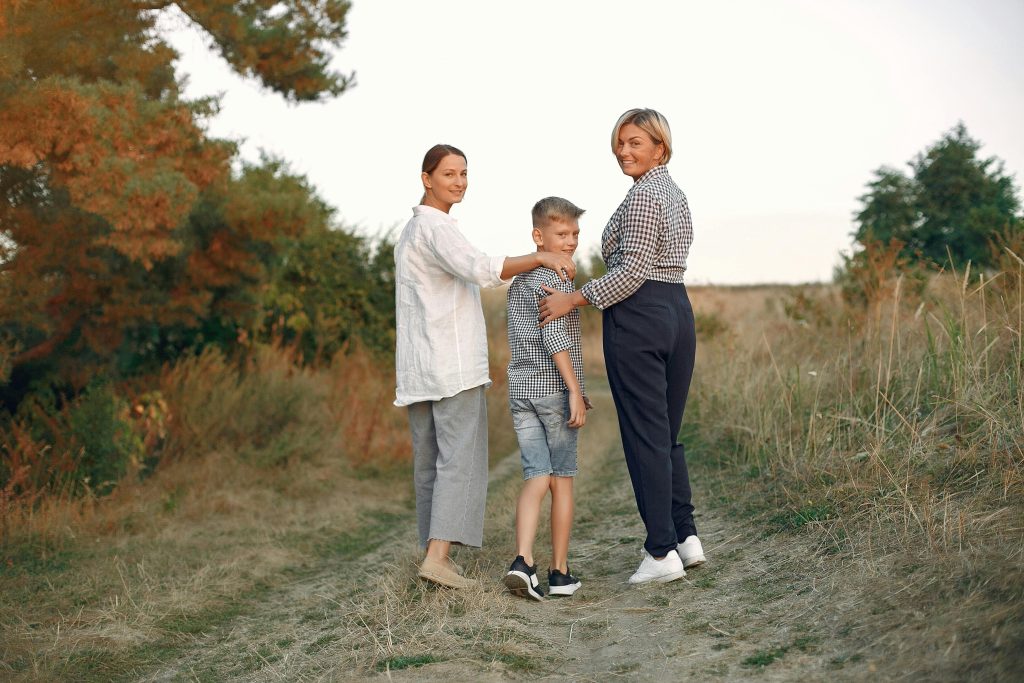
[539,108,705,585]
[394,144,576,589]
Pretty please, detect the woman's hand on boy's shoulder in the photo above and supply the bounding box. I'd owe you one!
[536,252,575,281]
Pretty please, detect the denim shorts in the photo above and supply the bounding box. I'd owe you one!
[509,391,578,480]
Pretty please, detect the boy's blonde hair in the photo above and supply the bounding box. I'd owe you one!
[531,196,585,228]
[610,108,673,165]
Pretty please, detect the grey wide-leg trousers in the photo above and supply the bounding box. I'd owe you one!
[407,385,489,549]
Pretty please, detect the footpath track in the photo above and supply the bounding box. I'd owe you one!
[142,387,871,681]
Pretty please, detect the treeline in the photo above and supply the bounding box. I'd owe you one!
[0,2,399,497]
[2,2,1021,504]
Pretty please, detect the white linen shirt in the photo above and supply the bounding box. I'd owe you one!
[394,204,507,407]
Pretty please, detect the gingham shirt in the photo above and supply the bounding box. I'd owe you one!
[506,267,585,400]
[581,165,693,310]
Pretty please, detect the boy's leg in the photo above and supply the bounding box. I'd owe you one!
[515,475,551,565]
[538,392,578,575]
[549,476,574,574]
[511,398,556,565]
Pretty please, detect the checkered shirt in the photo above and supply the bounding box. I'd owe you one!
[581,165,693,310]
[506,266,585,400]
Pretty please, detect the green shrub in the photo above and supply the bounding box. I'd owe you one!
[67,381,143,494]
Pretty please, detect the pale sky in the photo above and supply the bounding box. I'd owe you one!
[161,0,1024,285]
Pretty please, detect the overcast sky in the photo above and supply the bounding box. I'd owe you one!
[162,0,1024,285]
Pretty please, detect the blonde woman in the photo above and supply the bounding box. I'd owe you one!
[395,144,575,589]
[540,109,705,584]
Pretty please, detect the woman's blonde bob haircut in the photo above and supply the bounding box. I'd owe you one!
[610,108,673,165]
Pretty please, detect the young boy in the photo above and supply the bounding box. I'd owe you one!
[503,197,589,601]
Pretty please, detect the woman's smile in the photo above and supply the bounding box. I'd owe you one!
[421,153,469,212]
[615,122,665,180]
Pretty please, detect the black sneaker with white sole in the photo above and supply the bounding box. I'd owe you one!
[548,567,582,596]
[503,555,545,601]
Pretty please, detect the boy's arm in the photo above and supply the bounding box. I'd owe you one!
[551,350,586,428]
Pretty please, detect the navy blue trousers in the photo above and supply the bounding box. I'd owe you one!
[603,280,697,558]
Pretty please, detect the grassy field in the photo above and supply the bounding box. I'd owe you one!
[2,261,1022,680]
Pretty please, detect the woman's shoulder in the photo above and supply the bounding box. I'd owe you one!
[633,167,684,203]
[410,204,456,225]
[403,205,461,240]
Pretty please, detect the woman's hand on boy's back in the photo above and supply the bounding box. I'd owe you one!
[538,286,588,327]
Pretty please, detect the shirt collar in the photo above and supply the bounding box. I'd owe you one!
[413,204,454,220]
[635,164,669,185]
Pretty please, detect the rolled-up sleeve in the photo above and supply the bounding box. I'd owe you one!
[427,221,506,288]
[582,188,662,309]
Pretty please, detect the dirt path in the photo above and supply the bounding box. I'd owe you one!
[140,387,872,681]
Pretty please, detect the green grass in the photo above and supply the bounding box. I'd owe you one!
[157,595,254,636]
[768,500,837,532]
[646,594,671,607]
[488,651,540,672]
[743,646,788,668]
[692,573,717,589]
[743,636,819,668]
[0,537,73,577]
[305,509,406,559]
[377,654,443,671]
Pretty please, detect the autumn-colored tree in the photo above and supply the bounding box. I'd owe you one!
[0,0,353,405]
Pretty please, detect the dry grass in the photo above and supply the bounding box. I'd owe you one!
[0,445,408,679]
[2,261,1023,680]
[687,264,1024,679]
[0,343,412,680]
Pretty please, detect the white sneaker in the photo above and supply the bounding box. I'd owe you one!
[677,535,706,569]
[628,549,686,584]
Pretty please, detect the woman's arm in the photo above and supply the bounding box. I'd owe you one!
[580,189,661,309]
[501,252,575,281]
[428,222,575,285]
